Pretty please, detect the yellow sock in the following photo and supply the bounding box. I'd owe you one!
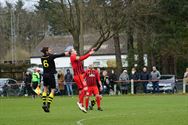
[47,93,54,105]
[42,92,47,105]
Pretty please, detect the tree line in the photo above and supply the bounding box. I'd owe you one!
[0,0,188,77]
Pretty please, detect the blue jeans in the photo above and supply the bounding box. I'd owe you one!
[66,83,73,96]
[152,81,159,93]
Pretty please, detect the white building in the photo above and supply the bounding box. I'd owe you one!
[30,34,128,70]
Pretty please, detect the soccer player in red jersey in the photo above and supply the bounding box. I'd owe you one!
[70,48,95,113]
[84,64,103,111]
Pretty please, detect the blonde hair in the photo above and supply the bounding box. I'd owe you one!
[186,68,188,72]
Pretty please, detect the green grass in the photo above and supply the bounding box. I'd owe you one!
[0,94,188,125]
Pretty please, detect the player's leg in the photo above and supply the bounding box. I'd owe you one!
[85,88,92,110]
[47,88,55,109]
[88,88,95,110]
[74,75,87,106]
[85,95,90,110]
[42,86,49,112]
[96,94,103,111]
[76,89,87,113]
[42,86,47,105]
[79,89,85,106]
[74,75,87,113]
[42,74,48,107]
[46,74,56,111]
[74,76,82,104]
[94,86,103,111]
[89,99,96,110]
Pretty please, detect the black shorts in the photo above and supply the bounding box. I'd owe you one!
[32,82,38,89]
[43,73,56,89]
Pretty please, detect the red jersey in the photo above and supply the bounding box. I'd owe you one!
[84,69,100,87]
[70,53,91,76]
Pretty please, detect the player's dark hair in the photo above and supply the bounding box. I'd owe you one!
[69,48,74,55]
[41,47,49,54]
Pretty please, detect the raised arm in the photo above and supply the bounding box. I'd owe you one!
[76,49,95,61]
[52,51,69,59]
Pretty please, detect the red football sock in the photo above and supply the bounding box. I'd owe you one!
[85,97,89,109]
[96,96,101,108]
[79,89,85,106]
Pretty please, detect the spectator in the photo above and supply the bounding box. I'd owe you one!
[129,67,139,94]
[31,68,41,98]
[140,67,150,93]
[119,70,129,94]
[183,68,188,93]
[23,71,32,96]
[109,70,118,95]
[101,70,110,95]
[150,66,161,93]
[65,69,74,96]
[57,70,65,95]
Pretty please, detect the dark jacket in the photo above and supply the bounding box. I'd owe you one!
[24,74,32,84]
[65,73,73,83]
[109,73,117,84]
[140,71,150,81]
[101,76,109,86]
[129,72,139,80]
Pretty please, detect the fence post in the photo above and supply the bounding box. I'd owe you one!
[131,79,134,94]
[183,83,186,94]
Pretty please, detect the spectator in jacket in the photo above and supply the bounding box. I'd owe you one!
[101,70,110,95]
[183,68,188,93]
[129,67,139,94]
[109,70,118,95]
[150,66,161,93]
[23,71,32,96]
[57,70,65,95]
[140,67,150,93]
[119,70,129,94]
[65,69,74,96]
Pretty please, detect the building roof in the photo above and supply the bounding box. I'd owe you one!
[31,34,127,57]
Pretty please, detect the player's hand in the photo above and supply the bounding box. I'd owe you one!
[65,51,69,56]
[83,86,88,91]
[92,47,97,51]
[89,48,95,55]
[100,85,103,91]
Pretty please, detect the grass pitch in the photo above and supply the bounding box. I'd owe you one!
[0,94,188,125]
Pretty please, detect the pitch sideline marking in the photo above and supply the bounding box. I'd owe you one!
[76,109,188,125]
[76,114,130,125]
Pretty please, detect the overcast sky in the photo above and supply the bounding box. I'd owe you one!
[0,0,39,11]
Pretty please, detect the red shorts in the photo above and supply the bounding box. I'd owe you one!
[86,86,99,96]
[73,74,87,90]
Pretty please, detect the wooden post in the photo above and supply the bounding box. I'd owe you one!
[131,79,134,94]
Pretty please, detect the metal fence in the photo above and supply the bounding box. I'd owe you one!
[114,79,187,94]
[1,80,188,97]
